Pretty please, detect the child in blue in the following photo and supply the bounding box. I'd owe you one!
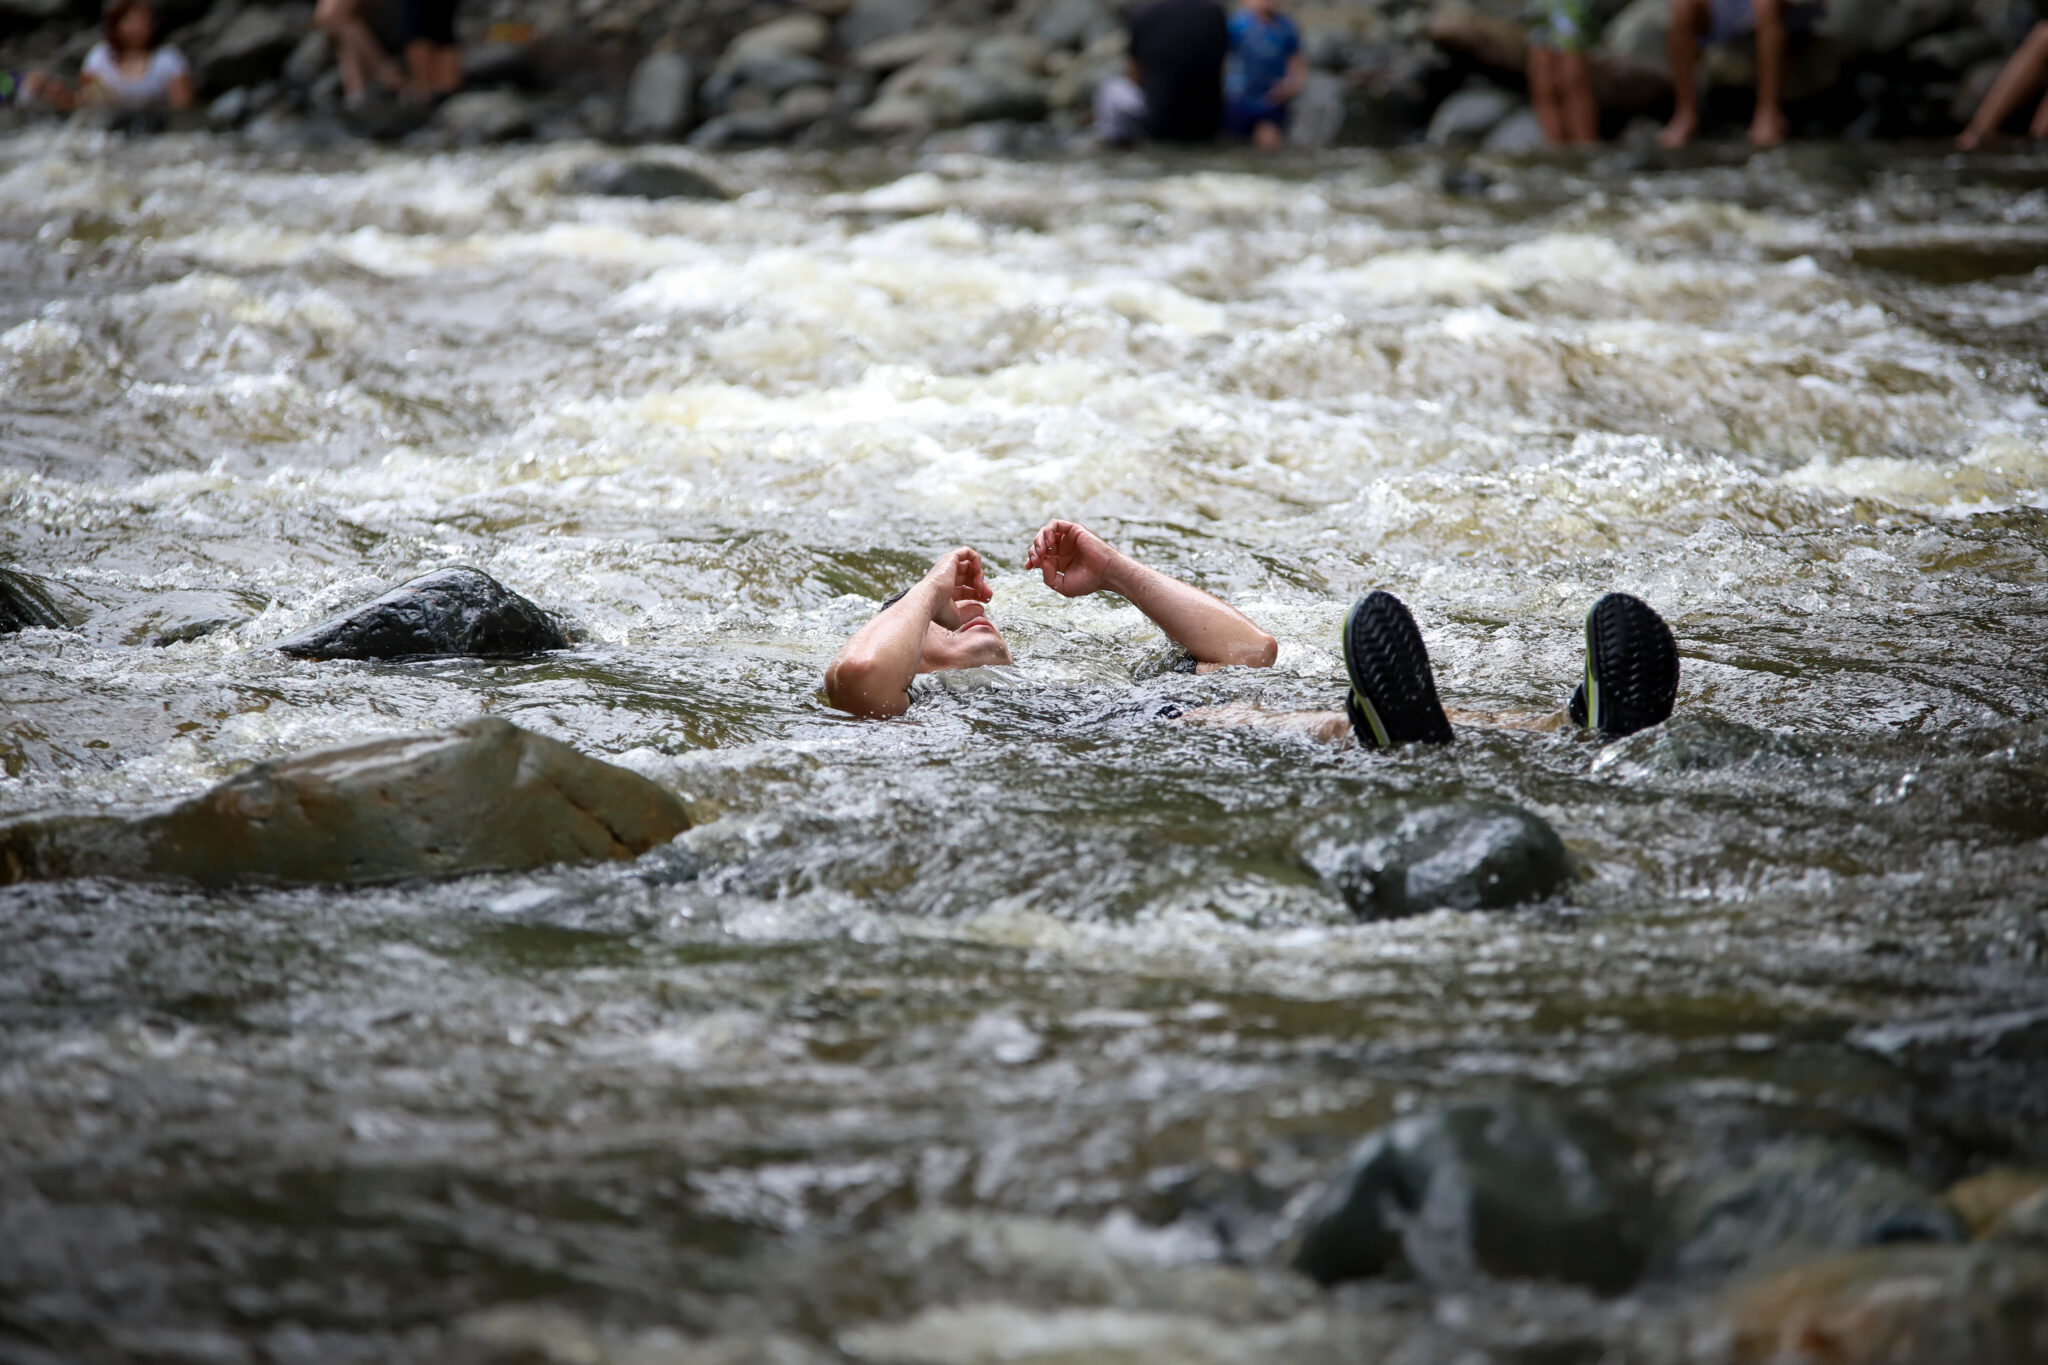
[1225,0,1306,150]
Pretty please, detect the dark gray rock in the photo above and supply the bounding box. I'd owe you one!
[1297,801,1570,920]
[562,158,728,200]
[460,42,533,89]
[1034,0,1114,51]
[0,0,72,34]
[434,89,534,142]
[1480,105,1547,153]
[281,29,328,88]
[274,567,567,661]
[1676,1140,1968,1279]
[1993,1189,2048,1247]
[198,5,304,95]
[1603,716,1814,774]
[1274,1095,1656,1292]
[837,0,934,53]
[923,64,1047,127]
[1821,0,1965,55]
[622,49,692,139]
[0,568,68,633]
[1287,70,1346,148]
[94,590,255,647]
[0,717,690,888]
[207,85,250,128]
[703,51,834,111]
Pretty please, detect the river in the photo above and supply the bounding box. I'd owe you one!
[3,130,2047,1363]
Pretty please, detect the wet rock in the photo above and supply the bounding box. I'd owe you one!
[0,567,67,633]
[704,51,835,112]
[1337,44,1451,145]
[1296,801,1569,920]
[1273,1094,1655,1292]
[1820,0,1965,56]
[1426,5,1528,74]
[1852,1007,2048,1165]
[1426,81,1517,145]
[621,49,694,139]
[1945,1168,2048,1238]
[562,158,728,200]
[1992,1188,2048,1247]
[280,29,328,88]
[1724,1244,2048,1365]
[0,717,691,888]
[924,64,1047,128]
[274,567,567,661]
[207,85,250,128]
[1480,104,1545,152]
[1599,716,1815,775]
[1676,1140,1968,1278]
[1288,70,1346,147]
[434,89,534,142]
[1601,0,1671,67]
[854,91,934,135]
[197,5,304,95]
[838,0,934,53]
[460,42,534,90]
[94,590,253,647]
[1909,27,2000,75]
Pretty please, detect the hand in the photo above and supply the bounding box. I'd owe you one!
[1025,520,1122,599]
[920,547,991,627]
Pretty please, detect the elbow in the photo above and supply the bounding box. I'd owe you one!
[824,655,906,719]
[1249,632,1278,669]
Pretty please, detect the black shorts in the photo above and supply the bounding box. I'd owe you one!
[403,0,457,46]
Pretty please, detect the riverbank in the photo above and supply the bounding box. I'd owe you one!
[2,0,2043,152]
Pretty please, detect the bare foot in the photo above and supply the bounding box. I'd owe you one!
[1748,105,1788,148]
[1658,109,1698,148]
[1254,120,1285,152]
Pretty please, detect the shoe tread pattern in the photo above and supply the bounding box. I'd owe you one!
[1586,593,1678,738]
[1343,591,1454,747]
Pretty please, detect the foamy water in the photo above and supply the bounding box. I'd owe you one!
[3,130,2047,1362]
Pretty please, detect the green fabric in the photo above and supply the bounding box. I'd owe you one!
[1528,0,1595,52]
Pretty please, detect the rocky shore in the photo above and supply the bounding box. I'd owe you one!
[0,0,2039,151]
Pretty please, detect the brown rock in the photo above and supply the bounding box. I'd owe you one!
[1426,4,1528,74]
[0,718,689,888]
[1947,1168,2048,1238]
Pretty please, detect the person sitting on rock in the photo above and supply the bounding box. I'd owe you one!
[1179,588,1679,748]
[1094,0,1230,146]
[1661,0,1824,148]
[1957,19,2048,150]
[75,0,192,111]
[824,521,1278,718]
[1528,0,1599,145]
[316,0,405,105]
[1223,0,1306,150]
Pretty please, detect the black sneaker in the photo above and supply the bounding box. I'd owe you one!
[1571,592,1679,739]
[1341,591,1454,750]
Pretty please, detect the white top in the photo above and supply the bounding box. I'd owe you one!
[80,42,189,107]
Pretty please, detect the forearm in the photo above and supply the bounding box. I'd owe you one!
[825,584,941,716]
[1103,555,1276,667]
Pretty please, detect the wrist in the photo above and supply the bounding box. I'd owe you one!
[1099,548,1143,598]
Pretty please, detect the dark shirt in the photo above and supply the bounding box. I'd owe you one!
[1127,0,1227,143]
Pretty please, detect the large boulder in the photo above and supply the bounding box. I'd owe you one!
[1296,801,1570,920]
[0,567,68,633]
[0,718,690,888]
[197,5,305,95]
[622,49,693,139]
[1676,1140,1968,1279]
[1273,1095,1656,1292]
[1724,1244,2048,1365]
[274,567,567,661]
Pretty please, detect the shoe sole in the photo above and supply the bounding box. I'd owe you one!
[1583,592,1679,739]
[1341,591,1454,749]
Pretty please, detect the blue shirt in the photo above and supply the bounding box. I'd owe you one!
[1225,10,1300,102]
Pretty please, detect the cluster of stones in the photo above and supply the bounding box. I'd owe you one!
[0,0,2029,149]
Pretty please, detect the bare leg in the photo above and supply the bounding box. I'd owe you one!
[1531,45,1567,145]
[1748,0,1789,147]
[317,0,401,100]
[433,44,461,96]
[1660,0,1708,147]
[1562,51,1599,142]
[1959,23,2048,150]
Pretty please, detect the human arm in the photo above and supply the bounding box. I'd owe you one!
[824,548,993,718]
[1269,50,1307,104]
[1025,520,1277,668]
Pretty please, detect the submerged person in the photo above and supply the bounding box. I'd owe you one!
[1094,0,1230,146]
[76,0,193,111]
[824,521,1680,749]
[1528,0,1599,145]
[1224,0,1306,150]
[824,521,1277,717]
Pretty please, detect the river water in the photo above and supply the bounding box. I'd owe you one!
[3,130,2047,1363]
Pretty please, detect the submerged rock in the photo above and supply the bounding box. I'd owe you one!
[1273,1094,1655,1293]
[94,590,253,647]
[0,717,689,887]
[562,158,728,200]
[274,567,567,661]
[1296,801,1570,920]
[1676,1139,1967,1278]
[0,567,68,633]
[1724,1243,2048,1365]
